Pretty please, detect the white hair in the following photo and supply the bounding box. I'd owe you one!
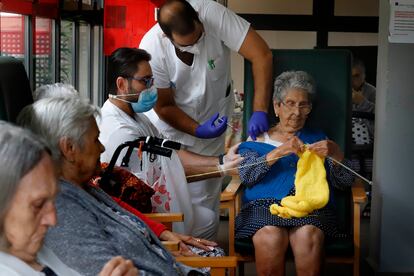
[17,97,100,162]
[0,121,50,248]
[33,83,78,101]
[273,71,316,102]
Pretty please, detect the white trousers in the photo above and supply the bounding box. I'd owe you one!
[188,177,223,240]
[185,134,225,240]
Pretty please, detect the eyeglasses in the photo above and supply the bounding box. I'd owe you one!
[128,76,154,88]
[280,101,312,115]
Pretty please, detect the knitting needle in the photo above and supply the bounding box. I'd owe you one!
[326,156,373,185]
[188,153,373,186]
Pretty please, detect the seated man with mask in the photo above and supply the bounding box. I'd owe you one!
[99,47,242,240]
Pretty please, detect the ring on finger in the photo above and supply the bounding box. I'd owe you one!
[194,238,201,242]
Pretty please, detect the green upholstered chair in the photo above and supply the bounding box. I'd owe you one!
[220,49,367,276]
[0,56,33,123]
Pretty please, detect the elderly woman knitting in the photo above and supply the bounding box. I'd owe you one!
[17,97,209,275]
[235,71,354,276]
[0,122,137,275]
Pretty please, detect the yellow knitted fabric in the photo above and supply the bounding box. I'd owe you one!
[270,149,329,218]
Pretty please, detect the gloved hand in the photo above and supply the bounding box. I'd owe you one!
[218,143,243,176]
[195,113,227,139]
[248,111,269,140]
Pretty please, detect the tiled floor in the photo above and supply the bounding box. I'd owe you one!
[217,214,373,276]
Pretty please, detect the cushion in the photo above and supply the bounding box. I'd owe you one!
[91,162,155,213]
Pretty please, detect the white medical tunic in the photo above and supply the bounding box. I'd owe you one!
[140,0,250,239]
[139,0,250,155]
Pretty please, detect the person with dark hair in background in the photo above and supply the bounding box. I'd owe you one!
[351,58,376,142]
[352,58,376,114]
[351,58,376,218]
[140,0,272,239]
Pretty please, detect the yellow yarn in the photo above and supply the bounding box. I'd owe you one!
[270,148,329,218]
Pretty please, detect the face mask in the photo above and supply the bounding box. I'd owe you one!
[109,86,158,113]
[175,32,205,55]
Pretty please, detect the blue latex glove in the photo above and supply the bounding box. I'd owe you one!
[195,113,228,139]
[248,111,269,140]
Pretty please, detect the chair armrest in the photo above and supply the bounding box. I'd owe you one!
[220,176,242,202]
[144,213,184,231]
[176,256,237,268]
[351,179,367,204]
[162,241,180,252]
[144,213,184,223]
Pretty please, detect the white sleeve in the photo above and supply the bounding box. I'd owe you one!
[139,26,171,89]
[199,0,250,51]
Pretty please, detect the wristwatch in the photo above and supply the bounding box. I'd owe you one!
[218,154,225,165]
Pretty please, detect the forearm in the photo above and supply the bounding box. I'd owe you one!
[251,50,273,112]
[239,151,270,187]
[238,28,272,112]
[327,158,354,190]
[155,105,199,135]
[177,150,221,182]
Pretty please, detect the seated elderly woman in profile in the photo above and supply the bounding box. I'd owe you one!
[235,71,354,276]
[0,122,137,276]
[17,97,211,276]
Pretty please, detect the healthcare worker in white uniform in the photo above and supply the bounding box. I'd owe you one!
[99,47,242,239]
[139,0,272,239]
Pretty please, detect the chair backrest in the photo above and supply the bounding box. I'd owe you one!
[0,56,33,123]
[243,49,353,234]
[243,49,352,156]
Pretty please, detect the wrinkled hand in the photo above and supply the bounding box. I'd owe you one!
[219,143,243,176]
[247,111,269,141]
[195,113,227,139]
[99,256,138,276]
[308,140,344,162]
[272,136,304,158]
[352,89,365,105]
[159,230,217,257]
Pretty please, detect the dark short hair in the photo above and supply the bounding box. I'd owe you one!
[157,0,201,39]
[352,57,366,73]
[107,48,151,95]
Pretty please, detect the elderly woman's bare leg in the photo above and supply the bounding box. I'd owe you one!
[252,226,289,276]
[289,225,324,276]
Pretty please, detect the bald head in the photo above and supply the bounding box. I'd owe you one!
[158,0,200,39]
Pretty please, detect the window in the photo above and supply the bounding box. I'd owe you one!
[60,20,74,84]
[34,17,54,88]
[78,23,91,99]
[0,12,25,63]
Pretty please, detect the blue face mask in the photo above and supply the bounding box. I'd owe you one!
[131,86,158,113]
[109,86,158,113]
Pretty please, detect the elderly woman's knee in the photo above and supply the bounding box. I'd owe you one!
[291,225,324,249]
[253,226,288,246]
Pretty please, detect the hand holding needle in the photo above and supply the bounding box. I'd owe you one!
[218,117,239,132]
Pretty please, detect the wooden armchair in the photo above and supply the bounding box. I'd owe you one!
[219,49,368,275]
[220,177,366,275]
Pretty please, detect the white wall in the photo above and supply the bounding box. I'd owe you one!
[368,0,414,272]
[228,0,379,94]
